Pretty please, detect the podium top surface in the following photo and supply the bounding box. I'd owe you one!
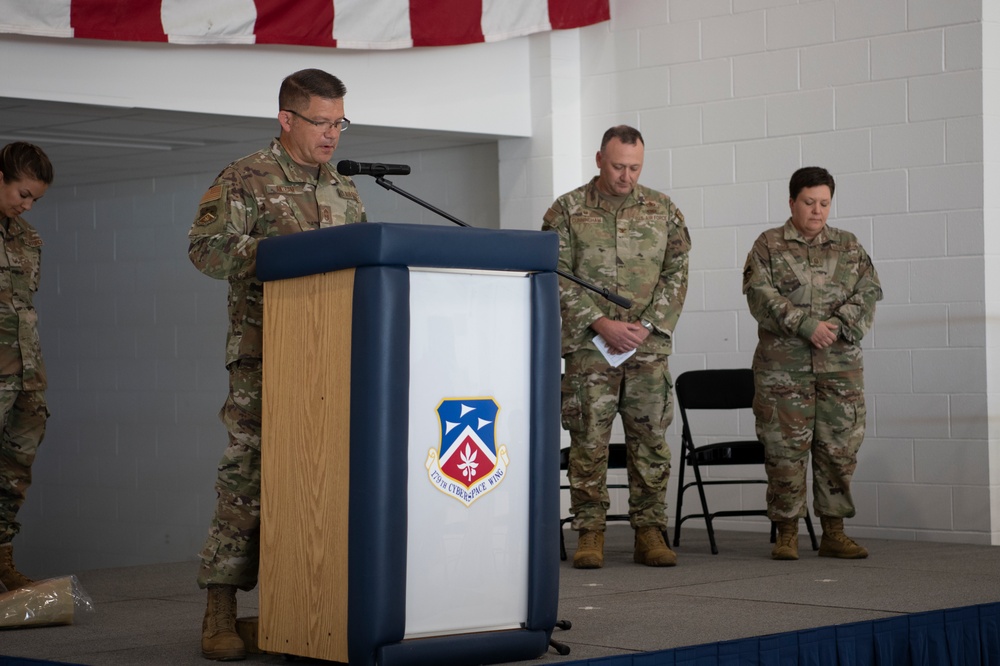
[257,222,558,282]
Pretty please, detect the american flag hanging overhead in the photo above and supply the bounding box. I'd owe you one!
[0,0,610,49]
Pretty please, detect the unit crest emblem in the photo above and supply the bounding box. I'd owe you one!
[425,397,509,506]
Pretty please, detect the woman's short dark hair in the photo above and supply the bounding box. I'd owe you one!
[600,125,644,151]
[0,142,54,185]
[278,69,347,112]
[789,166,835,200]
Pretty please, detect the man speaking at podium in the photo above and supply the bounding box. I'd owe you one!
[543,125,690,570]
[187,69,367,661]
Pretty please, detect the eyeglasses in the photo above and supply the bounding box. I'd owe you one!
[282,109,351,132]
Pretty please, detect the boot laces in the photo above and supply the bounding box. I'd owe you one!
[828,531,860,547]
[638,527,666,549]
[579,531,602,549]
[206,589,238,634]
[776,532,796,548]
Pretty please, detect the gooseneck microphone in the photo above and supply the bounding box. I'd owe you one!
[340,157,633,309]
[337,160,411,177]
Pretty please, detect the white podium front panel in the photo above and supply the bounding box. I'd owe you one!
[405,269,532,639]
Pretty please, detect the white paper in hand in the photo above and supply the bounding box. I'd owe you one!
[593,334,636,368]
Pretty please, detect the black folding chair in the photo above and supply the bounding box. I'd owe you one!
[672,368,818,554]
[558,443,630,560]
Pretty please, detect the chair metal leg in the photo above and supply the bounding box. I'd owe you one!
[559,517,571,561]
[691,464,719,555]
[673,456,687,547]
[804,512,819,550]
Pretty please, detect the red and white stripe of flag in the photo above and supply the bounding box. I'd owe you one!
[0,0,609,49]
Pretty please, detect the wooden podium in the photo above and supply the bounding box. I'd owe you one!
[256,222,561,666]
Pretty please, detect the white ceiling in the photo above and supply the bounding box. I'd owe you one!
[0,96,496,188]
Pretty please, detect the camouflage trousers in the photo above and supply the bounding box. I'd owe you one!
[0,389,47,544]
[562,349,673,532]
[198,360,262,591]
[753,368,866,522]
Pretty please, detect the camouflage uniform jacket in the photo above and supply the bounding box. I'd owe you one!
[188,138,367,367]
[0,215,46,391]
[742,219,882,373]
[542,177,691,356]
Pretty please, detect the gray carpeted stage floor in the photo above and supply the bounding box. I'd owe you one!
[2,525,998,665]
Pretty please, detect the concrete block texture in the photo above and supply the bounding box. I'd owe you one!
[765,1,835,50]
[702,11,766,59]
[833,0,906,40]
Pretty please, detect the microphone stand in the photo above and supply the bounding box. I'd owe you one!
[372,175,633,309]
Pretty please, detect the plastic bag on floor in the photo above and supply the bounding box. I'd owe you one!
[0,576,95,629]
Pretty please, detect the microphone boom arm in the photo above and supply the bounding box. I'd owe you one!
[373,175,633,309]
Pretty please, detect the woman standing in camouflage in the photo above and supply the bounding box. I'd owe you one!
[742,166,882,561]
[0,142,53,590]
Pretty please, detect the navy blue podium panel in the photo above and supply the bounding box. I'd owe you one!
[257,221,557,281]
[257,223,560,666]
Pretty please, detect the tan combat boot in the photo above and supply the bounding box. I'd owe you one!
[201,585,246,661]
[771,521,799,560]
[0,542,34,591]
[573,530,605,569]
[818,517,868,559]
[633,526,677,567]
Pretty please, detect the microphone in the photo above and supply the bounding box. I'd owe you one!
[604,291,633,309]
[337,160,411,177]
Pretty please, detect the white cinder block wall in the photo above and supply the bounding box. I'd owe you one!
[982,2,1000,543]
[11,0,1000,576]
[23,172,226,574]
[351,143,501,228]
[506,0,997,545]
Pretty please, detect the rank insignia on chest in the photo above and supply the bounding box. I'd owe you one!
[424,397,509,506]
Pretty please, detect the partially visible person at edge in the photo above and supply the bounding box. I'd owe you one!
[742,166,882,562]
[0,142,53,594]
[188,69,366,661]
[542,125,691,570]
